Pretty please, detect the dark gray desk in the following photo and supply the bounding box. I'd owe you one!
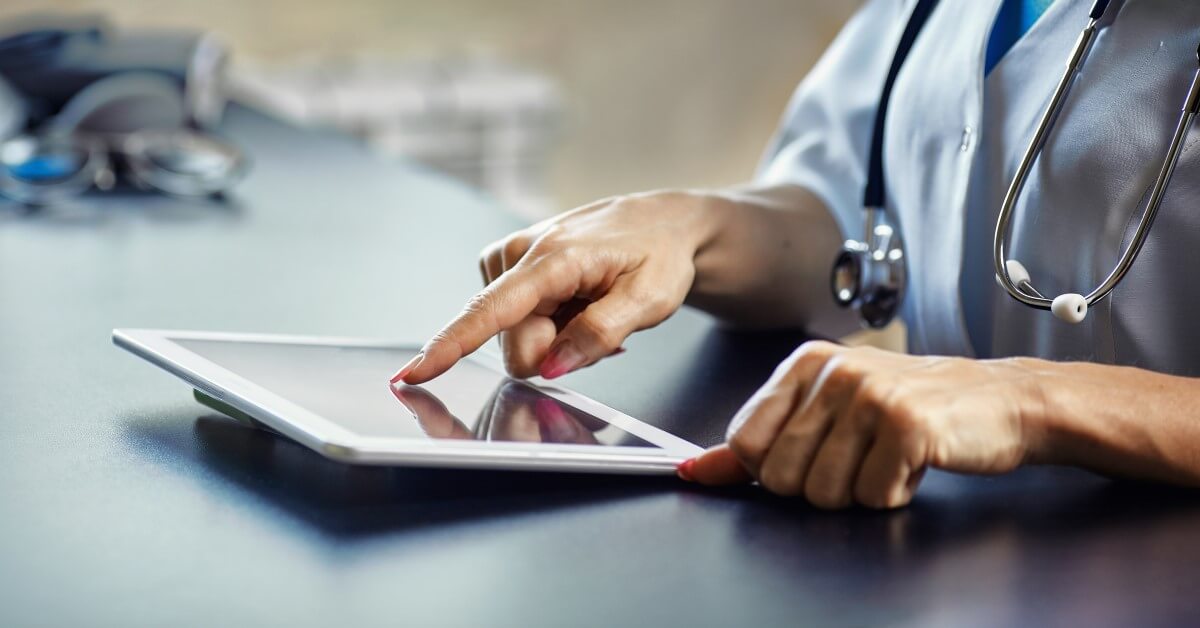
[2,107,1198,627]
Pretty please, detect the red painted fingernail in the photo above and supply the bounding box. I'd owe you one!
[539,341,586,379]
[676,458,696,482]
[390,352,424,384]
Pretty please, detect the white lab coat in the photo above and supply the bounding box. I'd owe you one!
[759,0,1200,376]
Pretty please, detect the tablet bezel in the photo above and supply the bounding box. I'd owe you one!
[113,329,703,474]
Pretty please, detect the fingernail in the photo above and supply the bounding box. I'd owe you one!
[539,341,587,379]
[390,352,424,383]
[676,458,696,482]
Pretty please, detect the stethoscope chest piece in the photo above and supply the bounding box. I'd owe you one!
[832,208,906,329]
[831,0,936,329]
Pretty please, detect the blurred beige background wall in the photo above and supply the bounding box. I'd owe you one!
[1,0,862,209]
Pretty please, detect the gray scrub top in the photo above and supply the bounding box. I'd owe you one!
[758,0,1200,376]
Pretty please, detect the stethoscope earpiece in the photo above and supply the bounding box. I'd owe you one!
[1003,259,1030,287]
[1051,293,1088,324]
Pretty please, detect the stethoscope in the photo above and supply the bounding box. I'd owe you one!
[832,0,1200,327]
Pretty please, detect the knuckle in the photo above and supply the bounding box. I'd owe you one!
[882,490,913,510]
[728,430,769,469]
[823,355,864,389]
[773,344,826,381]
[528,247,572,274]
[501,234,533,265]
[500,351,520,375]
[534,224,569,248]
[478,241,501,263]
[793,340,840,363]
[777,411,824,442]
[501,356,539,379]
[805,481,850,510]
[774,341,846,386]
[630,287,676,320]
[725,394,769,441]
[854,485,890,510]
[553,244,582,268]
[803,457,852,509]
[853,375,895,417]
[879,398,924,437]
[759,465,804,497]
[428,329,466,358]
[462,291,494,316]
[458,292,503,333]
[856,372,890,398]
[499,336,538,378]
[573,310,623,351]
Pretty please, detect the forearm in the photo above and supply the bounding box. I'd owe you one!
[685,182,854,334]
[1028,360,1200,486]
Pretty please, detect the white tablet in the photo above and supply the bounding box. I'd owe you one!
[113,329,702,474]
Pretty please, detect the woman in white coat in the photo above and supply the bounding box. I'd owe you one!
[393,0,1200,508]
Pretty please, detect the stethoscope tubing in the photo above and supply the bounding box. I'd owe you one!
[994,14,1200,310]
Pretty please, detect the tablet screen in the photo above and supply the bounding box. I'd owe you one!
[175,339,655,447]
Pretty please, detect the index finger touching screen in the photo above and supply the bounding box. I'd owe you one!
[395,259,579,384]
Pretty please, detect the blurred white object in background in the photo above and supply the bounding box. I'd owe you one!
[230,54,561,218]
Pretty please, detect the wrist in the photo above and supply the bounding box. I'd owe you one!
[668,189,736,255]
[644,189,746,286]
[1009,357,1066,465]
[1009,358,1200,486]
[685,184,821,294]
[1015,358,1136,468]
[670,182,848,329]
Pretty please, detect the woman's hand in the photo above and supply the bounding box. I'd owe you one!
[680,341,1054,509]
[393,190,726,384]
[392,184,849,385]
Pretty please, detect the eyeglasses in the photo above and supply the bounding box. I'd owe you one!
[0,128,247,205]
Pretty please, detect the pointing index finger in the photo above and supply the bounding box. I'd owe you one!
[399,257,575,384]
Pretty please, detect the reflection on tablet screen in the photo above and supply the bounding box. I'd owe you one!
[392,379,642,446]
[173,339,654,447]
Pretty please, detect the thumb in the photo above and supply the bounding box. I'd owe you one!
[678,444,755,486]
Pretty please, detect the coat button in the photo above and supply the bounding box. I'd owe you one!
[959,125,974,152]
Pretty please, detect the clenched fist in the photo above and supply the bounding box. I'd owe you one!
[680,341,1053,509]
